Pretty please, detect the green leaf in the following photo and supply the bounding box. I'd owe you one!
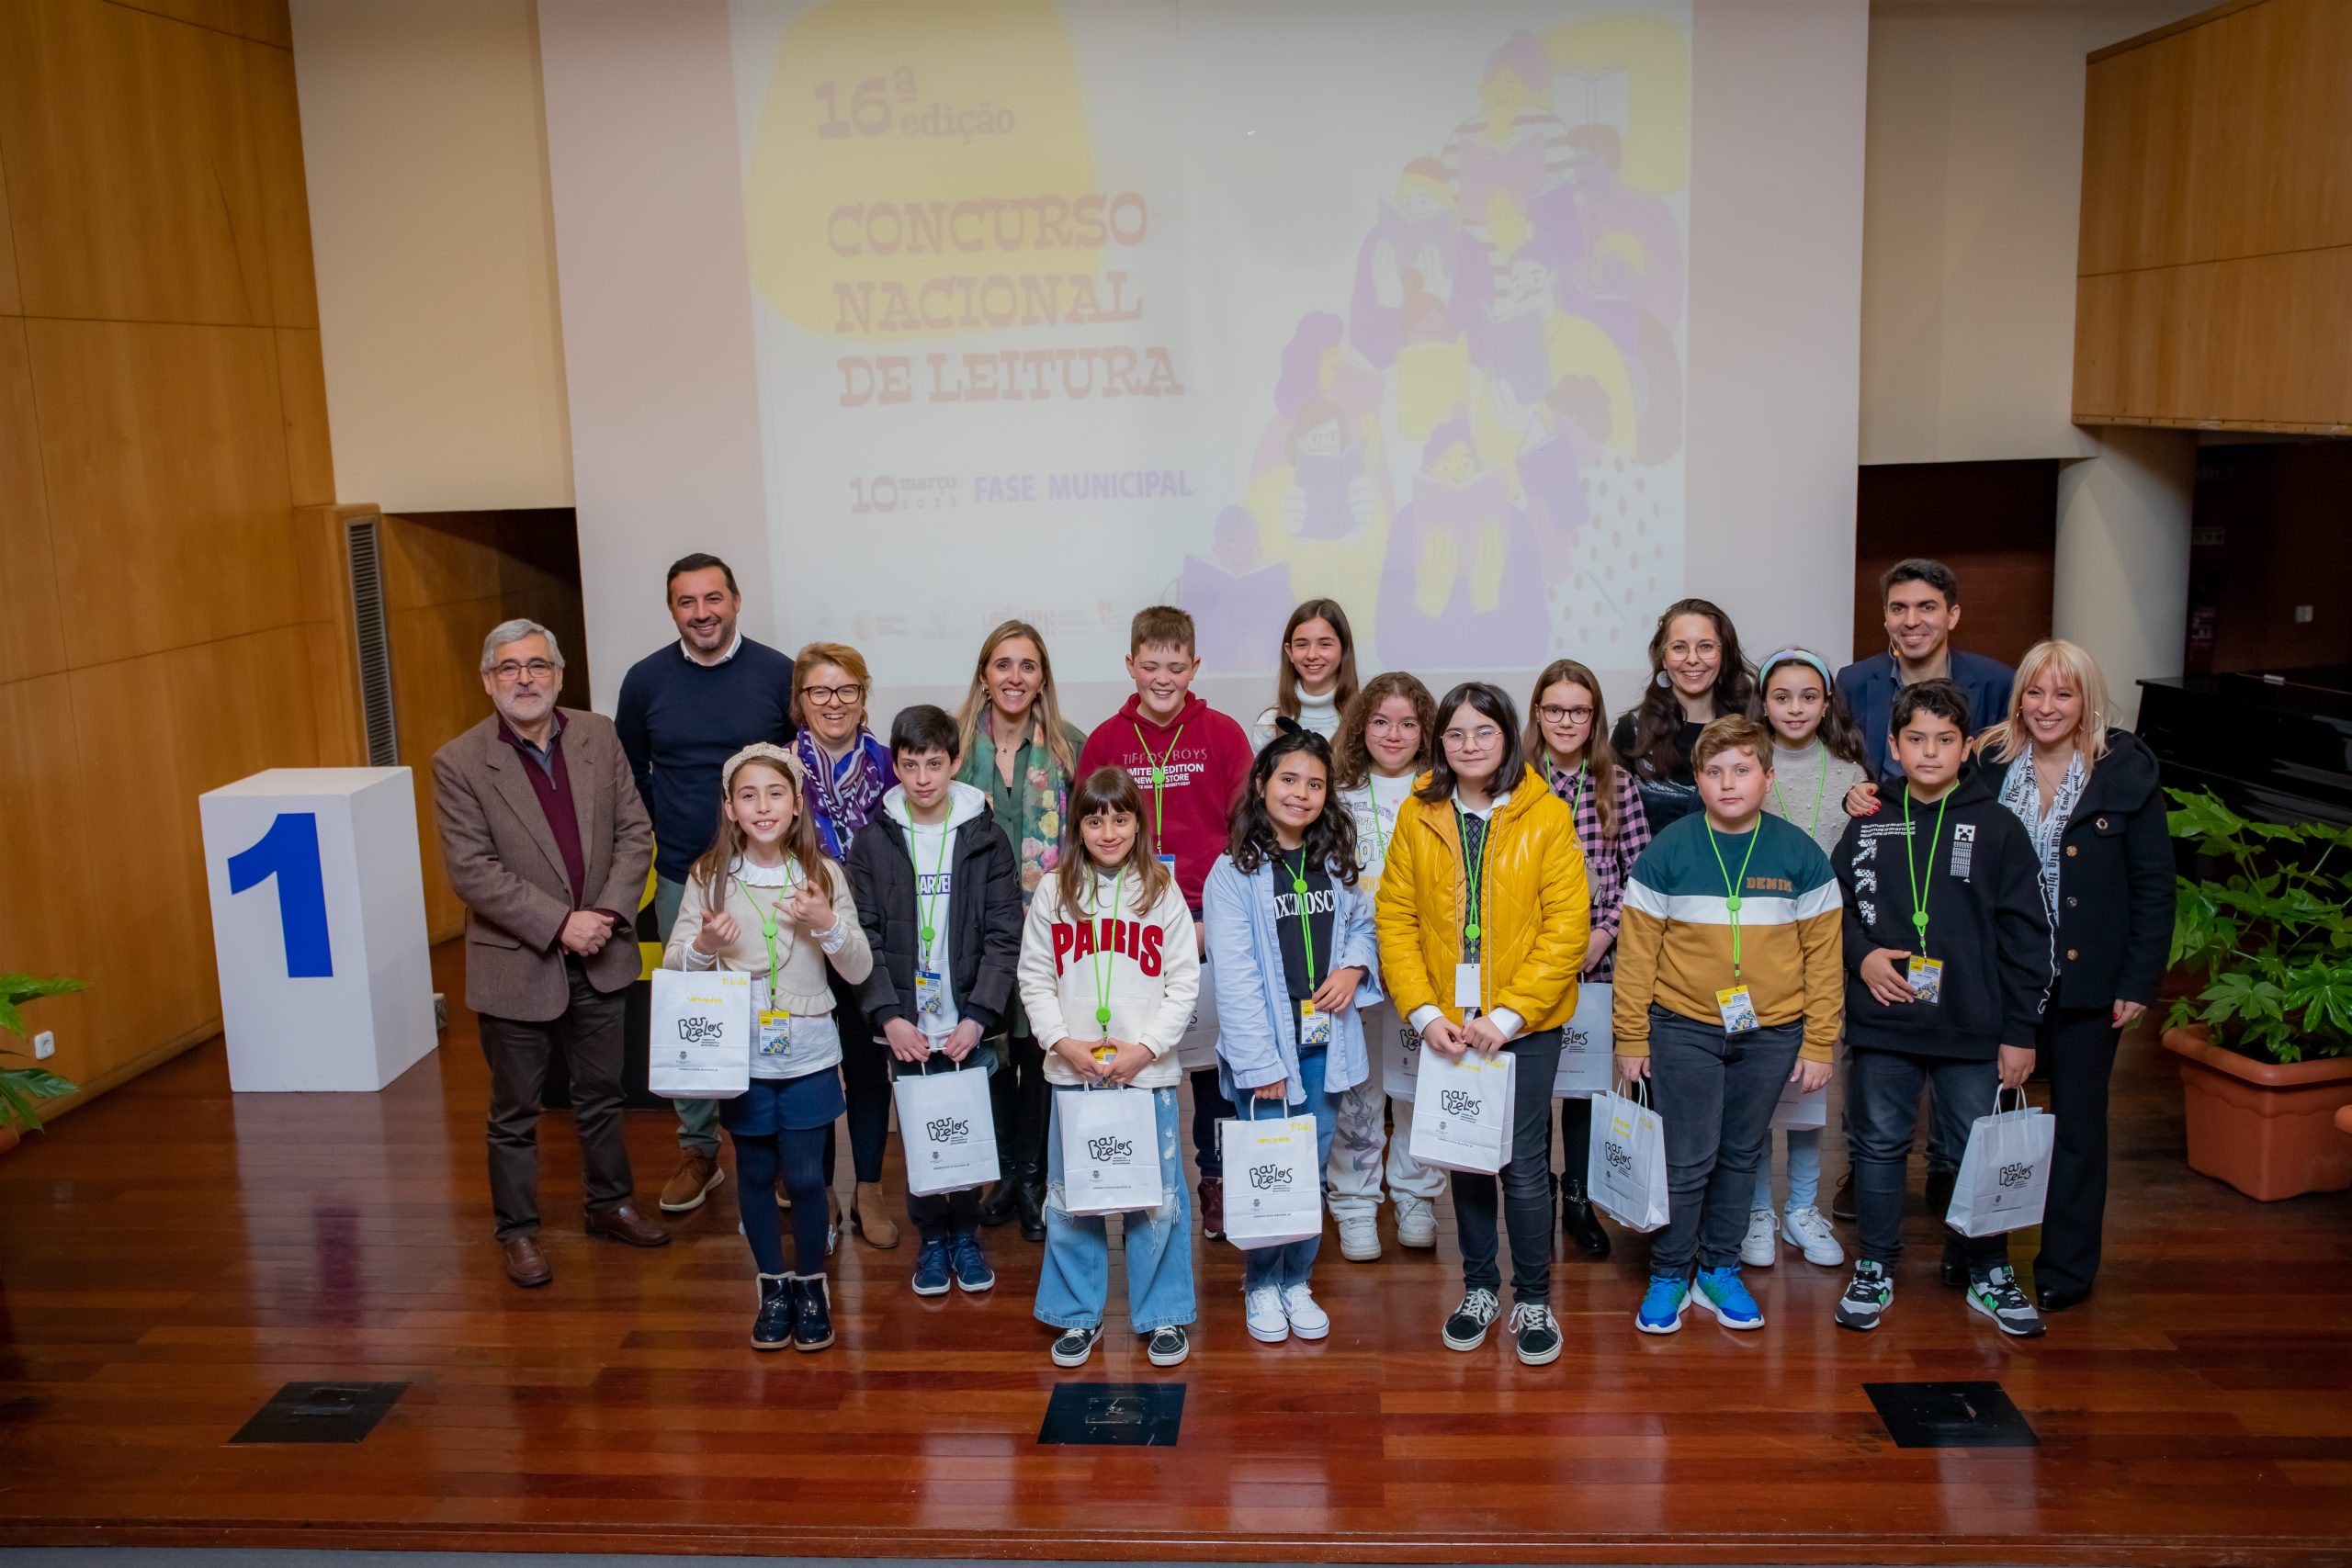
[0,1066,77,1100]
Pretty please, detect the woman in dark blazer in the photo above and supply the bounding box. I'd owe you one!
[1977,639,2171,1313]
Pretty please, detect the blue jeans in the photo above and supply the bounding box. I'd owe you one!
[1751,1127,1822,1212]
[1645,1008,1804,1275]
[1035,1086,1197,1334]
[1238,1047,1337,1292]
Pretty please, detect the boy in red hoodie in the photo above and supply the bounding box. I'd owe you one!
[1078,605,1255,1235]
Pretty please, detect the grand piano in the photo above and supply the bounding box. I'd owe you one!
[2137,668,2352,828]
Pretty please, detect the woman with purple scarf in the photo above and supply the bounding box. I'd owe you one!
[792,641,901,1249]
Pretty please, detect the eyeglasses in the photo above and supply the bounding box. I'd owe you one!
[1442,726,1501,748]
[1539,704,1595,725]
[802,684,865,706]
[490,660,558,682]
[1367,716,1420,735]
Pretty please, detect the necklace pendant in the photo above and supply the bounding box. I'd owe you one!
[920,924,935,946]
[1094,1005,1112,1027]
[1724,895,1741,913]
[1464,921,1481,941]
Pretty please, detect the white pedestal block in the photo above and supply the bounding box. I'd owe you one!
[198,768,437,1092]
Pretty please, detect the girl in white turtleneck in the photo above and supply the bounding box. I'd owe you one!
[1251,599,1360,752]
[1742,649,1871,1272]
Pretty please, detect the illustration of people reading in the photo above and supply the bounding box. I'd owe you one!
[1182,505,1295,671]
[1282,401,1379,542]
[1250,313,1385,480]
[1374,414,1548,671]
[1351,157,1492,370]
[1443,33,1575,268]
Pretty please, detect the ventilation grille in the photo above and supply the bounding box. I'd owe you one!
[345,516,399,767]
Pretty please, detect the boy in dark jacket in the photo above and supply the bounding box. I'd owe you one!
[1829,681,2053,1338]
[846,705,1025,1298]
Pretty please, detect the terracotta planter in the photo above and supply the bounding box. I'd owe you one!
[2161,1025,2352,1201]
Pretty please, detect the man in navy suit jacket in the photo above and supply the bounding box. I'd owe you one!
[1837,558,2017,785]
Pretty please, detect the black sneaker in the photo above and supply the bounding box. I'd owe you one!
[1509,1302,1562,1366]
[1967,1266,2047,1337]
[1442,1286,1501,1351]
[1146,1325,1190,1367]
[751,1272,793,1351]
[1050,1324,1102,1368]
[1834,1259,1893,1332]
[1831,1168,1857,1222]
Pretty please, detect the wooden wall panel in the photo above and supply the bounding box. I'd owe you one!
[0,0,280,324]
[0,320,64,685]
[0,674,97,1114]
[395,596,503,942]
[64,626,318,1084]
[2074,247,2352,430]
[243,39,318,329]
[290,504,374,770]
[275,328,334,506]
[0,147,19,316]
[28,319,298,663]
[111,0,292,51]
[2074,0,2352,431]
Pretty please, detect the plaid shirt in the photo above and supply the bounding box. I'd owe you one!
[1546,761,1653,981]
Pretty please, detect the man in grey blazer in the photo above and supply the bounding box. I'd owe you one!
[434,618,670,1287]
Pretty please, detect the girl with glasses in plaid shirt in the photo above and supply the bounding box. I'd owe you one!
[1523,660,1652,1261]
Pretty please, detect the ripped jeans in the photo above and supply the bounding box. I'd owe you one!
[1035,1084,1197,1334]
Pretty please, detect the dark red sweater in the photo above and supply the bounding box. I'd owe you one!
[1078,693,1253,911]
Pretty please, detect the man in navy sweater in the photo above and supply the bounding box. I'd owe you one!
[614,552,796,1213]
[1837,558,2016,787]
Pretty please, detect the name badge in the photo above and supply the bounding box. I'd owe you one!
[915,967,944,1016]
[1299,999,1332,1048]
[1454,963,1483,1011]
[1907,955,1944,1004]
[1157,853,1178,873]
[1716,985,1758,1036]
[757,1010,793,1056]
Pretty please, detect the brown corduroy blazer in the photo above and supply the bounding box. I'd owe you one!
[432,708,652,1022]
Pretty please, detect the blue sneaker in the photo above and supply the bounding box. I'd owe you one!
[950,1232,996,1293]
[910,1237,951,1297]
[1692,1266,1765,1330]
[1636,1272,1690,1335]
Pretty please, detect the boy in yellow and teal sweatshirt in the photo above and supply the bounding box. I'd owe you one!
[1612,716,1843,1336]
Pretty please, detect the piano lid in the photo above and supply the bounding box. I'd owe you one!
[2138,671,2352,828]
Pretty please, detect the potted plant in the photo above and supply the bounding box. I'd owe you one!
[2161,789,2352,1201]
[0,973,84,1155]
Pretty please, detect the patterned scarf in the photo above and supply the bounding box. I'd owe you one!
[965,710,1071,900]
[1999,749,2086,921]
[797,726,888,859]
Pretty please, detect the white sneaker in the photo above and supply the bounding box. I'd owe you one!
[1739,1207,1778,1268]
[1781,1204,1845,1267]
[1395,1195,1439,1248]
[1282,1283,1330,1339]
[1245,1283,1289,1344]
[1338,1215,1382,1261]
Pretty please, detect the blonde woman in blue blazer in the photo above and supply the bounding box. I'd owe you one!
[1204,728,1383,1348]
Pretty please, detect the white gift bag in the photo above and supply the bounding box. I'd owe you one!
[1770,1075,1829,1131]
[1587,1083,1668,1232]
[1376,1004,1420,1102]
[1553,981,1615,1100]
[893,1059,1001,1197]
[1175,948,1221,1072]
[1407,1044,1518,1174]
[1218,1101,1324,1250]
[648,968,750,1099]
[1945,1090,2055,1237]
[1056,1085,1162,1216]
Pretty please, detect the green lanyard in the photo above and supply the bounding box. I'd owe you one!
[1547,752,1588,816]
[1131,721,1188,847]
[1283,850,1318,986]
[1703,823,1762,980]
[1454,803,1493,943]
[1772,744,1827,839]
[913,821,952,958]
[1903,787,1951,951]
[1088,865,1126,1029]
[1365,774,1407,866]
[733,870,798,997]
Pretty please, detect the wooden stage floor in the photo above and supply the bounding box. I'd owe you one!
[1,942,2347,1564]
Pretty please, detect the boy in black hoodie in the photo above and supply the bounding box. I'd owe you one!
[846,705,1026,1299]
[1829,680,2053,1338]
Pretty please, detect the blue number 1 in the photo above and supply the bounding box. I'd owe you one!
[227,812,334,978]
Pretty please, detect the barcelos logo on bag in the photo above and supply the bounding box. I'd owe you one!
[1248,1161,1293,1191]
[926,1116,969,1143]
[1441,1089,1481,1118]
[1605,1141,1635,1176]
[676,1017,723,1043]
[1088,1135,1134,1161]
[1998,1160,2035,1189]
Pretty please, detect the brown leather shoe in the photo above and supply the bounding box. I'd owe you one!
[584,1201,671,1247]
[502,1235,552,1288]
[660,1152,723,1213]
[849,1180,899,1248]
